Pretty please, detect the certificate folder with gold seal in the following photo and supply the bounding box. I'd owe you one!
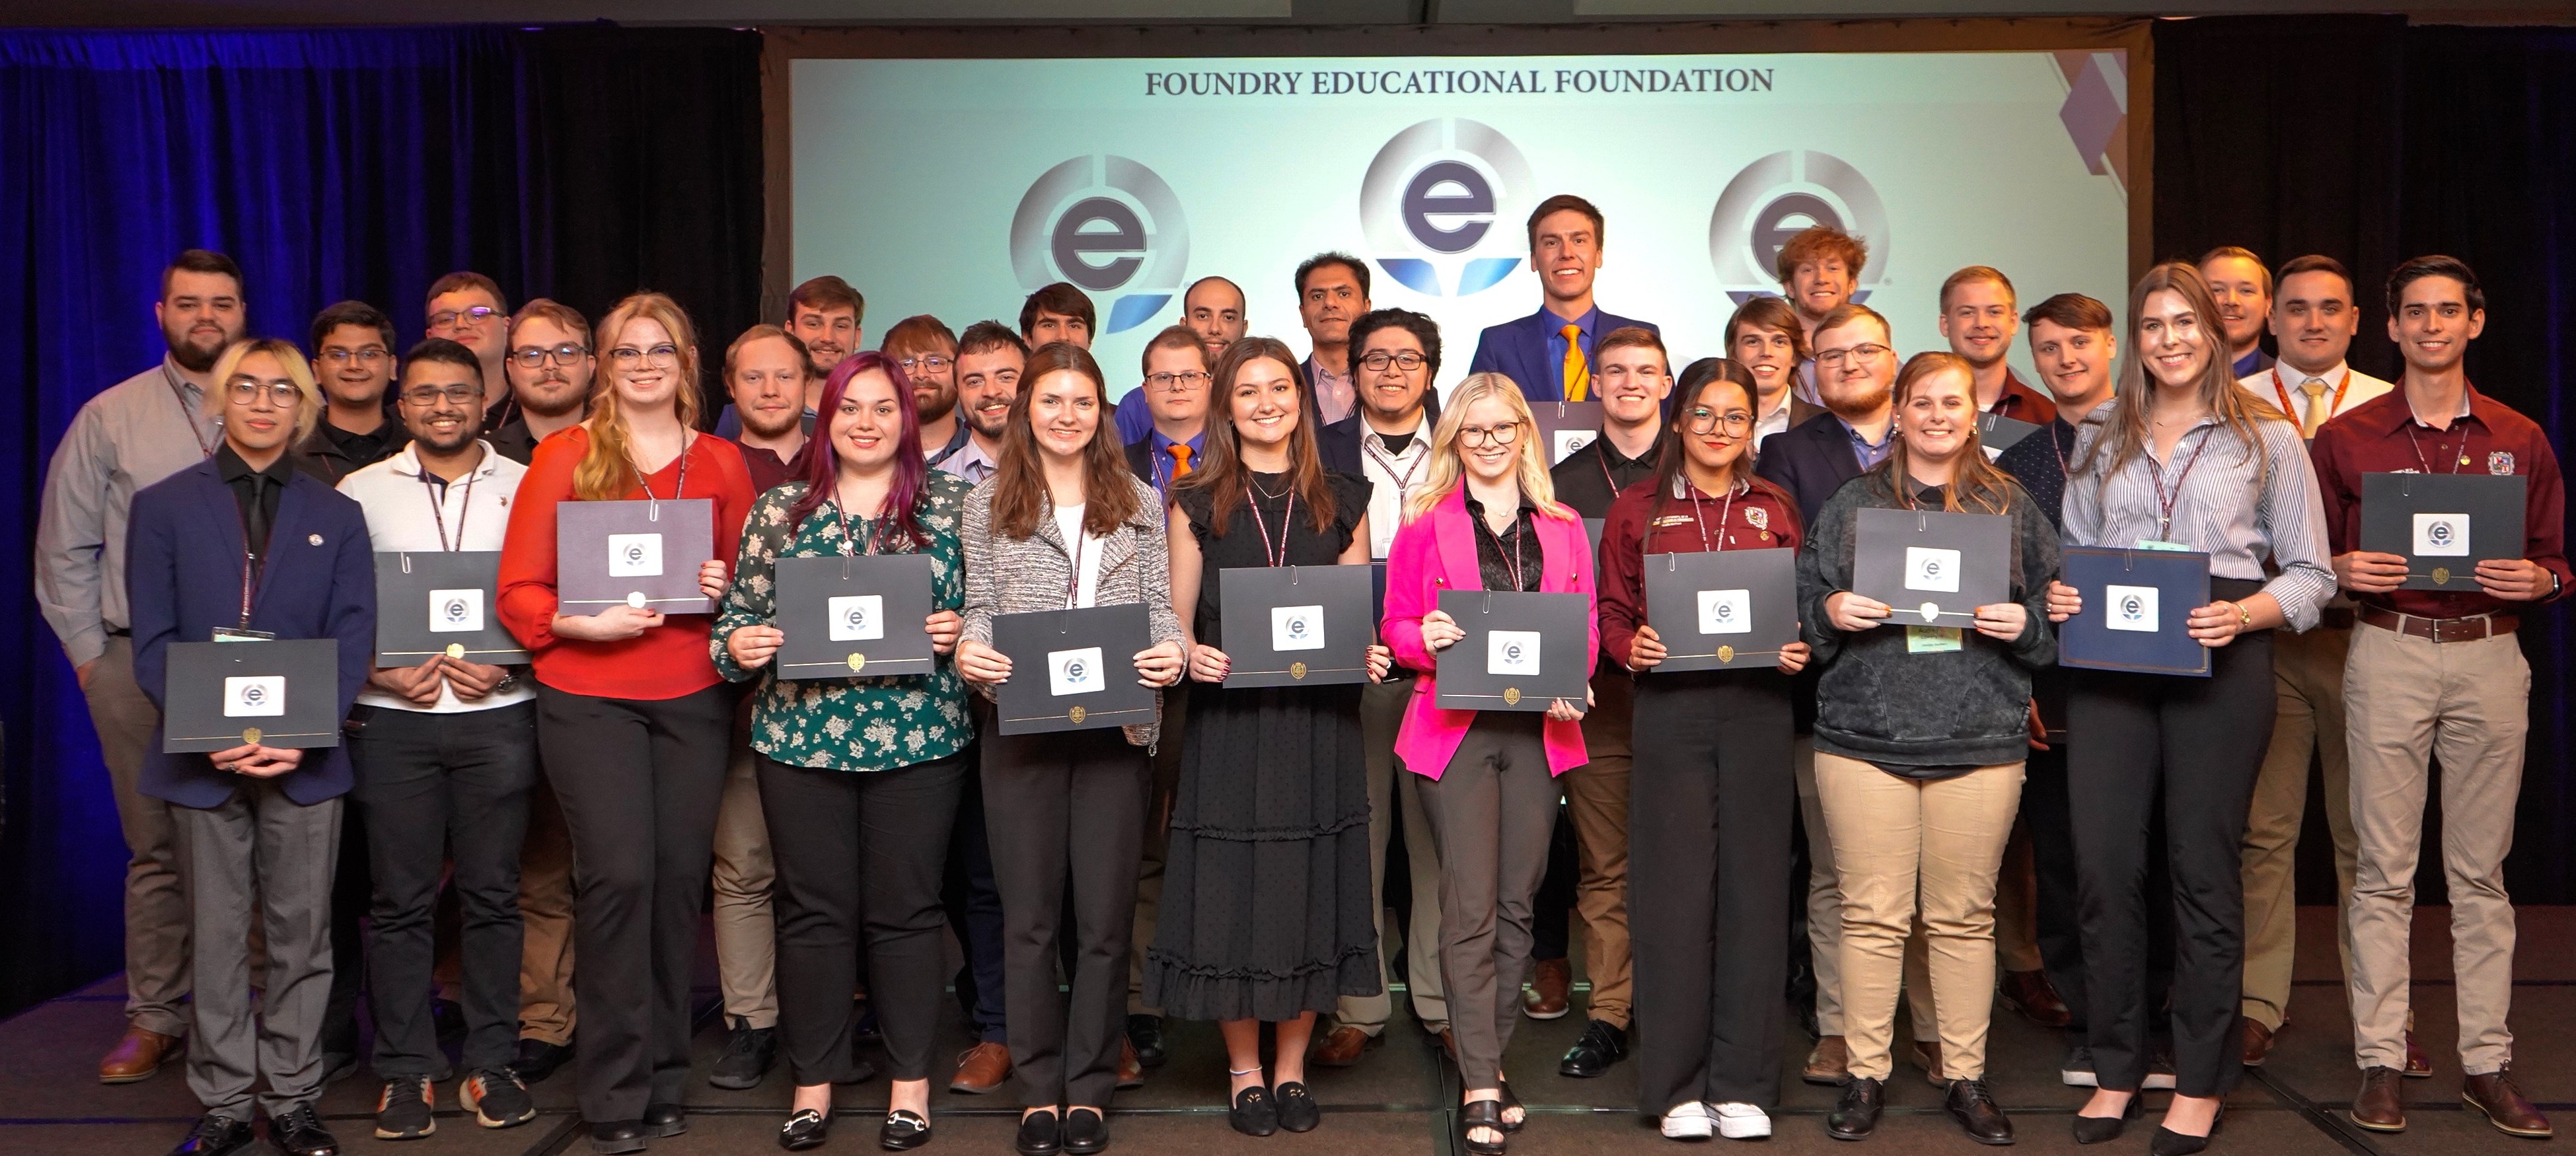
[773,554,938,681]
[992,602,1156,735]
[2359,472,2525,592]
[1218,563,1374,688]
[1640,547,1798,672]
[373,550,528,667]
[1431,589,1590,712]
[161,639,342,753]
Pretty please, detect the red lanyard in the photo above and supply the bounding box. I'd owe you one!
[1479,504,1531,591]
[1244,477,1297,568]
[2405,421,2470,474]
[2269,367,2351,423]
[1363,433,1427,505]
[2147,425,2217,541]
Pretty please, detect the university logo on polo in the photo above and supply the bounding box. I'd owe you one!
[1358,118,1537,298]
[2490,450,2517,476]
[1705,149,1892,306]
[1010,155,1191,335]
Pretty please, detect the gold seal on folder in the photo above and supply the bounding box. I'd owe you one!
[1290,661,1308,680]
[1503,687,1522,706]
[1068,705,1087,725]
[240,727,262,746]
[2433,566,2452,585]
[1718,645,1735,664]
[446,643,466,660]
[847,653,866,672]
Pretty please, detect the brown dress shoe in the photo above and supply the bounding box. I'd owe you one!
[1437,1029,1459,1064]
[1311,1026,1380,1068]
[2240,1017,2276,1067]
[2404,1030,2433,1077]
[2349,1066,2407,1132]
[2464,1070,2554,1138]
[1523,958,1571,1020]
[1911,1039,1946,1088]
[1117,1038,1145,1090]
[2000,969,2073,1028]
[1802,1034,1851,1086]
[100,1026,180,1084]
[949,1042,1012,1095]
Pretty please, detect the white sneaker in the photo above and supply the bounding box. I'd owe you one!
[1711,1102,1772,1140]
[1660,1101,1713,1141]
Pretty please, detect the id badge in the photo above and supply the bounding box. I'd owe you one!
[2135,538,2191,552]
[1905,626,1963,654]
[211,628,276,643]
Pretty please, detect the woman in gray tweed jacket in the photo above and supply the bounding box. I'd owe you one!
[954,342,1186,1156]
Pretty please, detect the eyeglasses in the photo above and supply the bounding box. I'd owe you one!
[899,354,953,373]
[1458,421,1522,447]
[509,343,589,369]
[1814,343,1892,369]
[1681,407,1754,435]
[400,383,482,406]
[1146,370,1210,392]
[606,343,679,367]
[227,380,303,407]
[428,306,500,330]
[1358,351,1427,373]
[319,347,389,367]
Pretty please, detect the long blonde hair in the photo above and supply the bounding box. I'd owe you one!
[211,338,323,443]
[1405,372,1575,523]
[1878,351,2016,514]
[2078,262,2287,482]
[575,292,704,501]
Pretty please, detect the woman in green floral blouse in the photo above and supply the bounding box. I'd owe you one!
[711,351,969,1153]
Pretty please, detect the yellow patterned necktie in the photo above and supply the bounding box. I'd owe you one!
[1561,322,1590,402]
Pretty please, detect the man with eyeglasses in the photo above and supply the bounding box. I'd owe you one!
[1121,326,1212,499]
[422,271,513,426]
[944,322,1026,486]
[294,301,407,484]
[1774,226,1870,404]
[881,315,969,467]
[488,299,595,469]
[333,338,541,1142]
[38,248,247,1084]
[1114,275,1245,445]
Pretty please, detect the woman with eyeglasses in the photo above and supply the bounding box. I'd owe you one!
[1381,372,1596,1156]
[1146,338,1389,1138]
[497,293,757,1155]
[1601,360,1811,1141]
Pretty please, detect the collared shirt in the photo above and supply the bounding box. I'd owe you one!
[1995,415,2080,530]
[1306,355,1356,427]
[2232,346,2276,379]
[1356,412,1434,559]
[730,435,809,496]
[2236,361,2396,439]
[296,416,409,486]
[922,419,973,471]
[1548,431,1660,519]
[2063,406,2336,630]
[2308,383,2571,620]
[1141,427,1206,499]
[215,443,295,559]
[36,357,224,665]
[938,435,1001,485]
[1541,307,1603,398]
[1755,390,1798,449]
[338,441,536,713]
[1596,472,1802,669]
[1793,358,1822,406]
[1463,493,1543,593]
[1836,414,1897,472]
[1984,369,2060,426]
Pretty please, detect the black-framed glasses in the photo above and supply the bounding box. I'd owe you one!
[606,343,679,367]
[226,380,303,406]
[1358,350,1427,373]
[400,383,482,406]
[1814,342,1892,369]
[319,346,389,367]
[899,354,953,373]
[1458,421,1522,447]
[428,305,500,330]
[1146,370,1210,392]
[1680,407,1753,435]
[509,343,589,369]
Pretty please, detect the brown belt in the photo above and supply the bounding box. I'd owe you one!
[2357,604,2518,643]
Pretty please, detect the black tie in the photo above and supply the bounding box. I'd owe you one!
[244,474,273,560]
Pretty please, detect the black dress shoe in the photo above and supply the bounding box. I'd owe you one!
[590,1120,649,1155]
[712,1019,780,1089]
[1015,1110,1061,1156]
[513,1038,574,1083]
[1943,1078,2014,1145]
[2149,1105,2224,1156]
[270,1104,341,1156]
[2072,1094,2143,1144]
[1061,1107,1109,1155]
[167,1113,255,1156]
[880,1108,932,1151]
[644,1103,688,1137]
[1557,1019,1629,1079]
[779,1108,831,1151]
[1827,1077,1884,1140]
[1275,1081,1321,1134]
[1126,1015,1167,1068]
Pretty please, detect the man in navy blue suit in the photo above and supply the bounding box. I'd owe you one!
[129,337,375,1156]
[1466,194,1658,402]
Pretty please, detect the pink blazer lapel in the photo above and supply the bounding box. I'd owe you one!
[1432,488,1481,593]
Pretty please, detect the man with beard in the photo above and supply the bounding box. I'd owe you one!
[718,275,858,439]
[943,322,1025,485]
[487,299,594,467]
[1468,197,1660,405]
[1296,254,1373,422]
[37,248,244,1083]
[721,326,818,492]
[1936,267,2056,425]
[1114,275,1244,445]
[1773,227,1868,404]
[294,301,406,484]
[423,271,513,426]
[885,315,967,466]
[2200,246,2277,378]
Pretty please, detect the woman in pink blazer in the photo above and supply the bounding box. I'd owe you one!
[1381,372,1596,1156]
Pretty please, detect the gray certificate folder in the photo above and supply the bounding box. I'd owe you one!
[1219,563,1374,688]
[1977,412,2042,454]
[162,639,342,752]
[1641,548,1798,671]
[2058,546,2212,676]
[1852,506,2012,626]
[556,498,716,614]
[2359,472,2526,591]
[1532,400,1605,465]
[374,551,528,666]
[774,554,938,680]
[1433,589,1590,711]
[992,603,1155,735]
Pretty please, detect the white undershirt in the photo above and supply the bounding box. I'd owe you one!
[1054,502,1105,608]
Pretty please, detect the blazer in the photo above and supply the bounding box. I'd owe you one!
[1465,307,1660,402]
[958,473,1187,747]
[1755,408,1870,530]
[1382,486,1597,780]
[128,458,377,809]
[1317,389,1443,477]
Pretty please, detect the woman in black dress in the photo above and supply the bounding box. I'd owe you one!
[1148,336,1389,1138]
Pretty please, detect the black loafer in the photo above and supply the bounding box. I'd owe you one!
[881,1109,931,1151]
[643,1103,687,1137]
[1015,1110,1060,1156]
[1558,1020,1630,1079]
[270,1104,341,1156]
[1230,1086,1278,1137]
[1827,1077,1884,1140]
[779,1108,830,1151]
[1944,1077,2014,1145]
[167,1114,256,1156]
[1275,1081,1321,1134]
[1126,1015,1167,1069]
[1061,1108,1109,1155]
[589,1121,649,1155]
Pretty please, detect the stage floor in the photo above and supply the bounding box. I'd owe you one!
[4,906,2568,1155]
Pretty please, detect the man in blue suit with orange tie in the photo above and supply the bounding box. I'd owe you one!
[1465,194,1659,402]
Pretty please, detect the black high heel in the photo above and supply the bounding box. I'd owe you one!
[2071,1093,2143,1145]
[1460,1100,1508,1156]
[2150,1103,2225,1156]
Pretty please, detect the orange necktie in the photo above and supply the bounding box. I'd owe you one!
[1561,323,1590,402]
[1167,443,1193,478]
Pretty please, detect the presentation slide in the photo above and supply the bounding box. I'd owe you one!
[793,50,2132,400]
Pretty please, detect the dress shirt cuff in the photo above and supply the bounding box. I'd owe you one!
[2260,565,2335,633]
[59,627,108,670]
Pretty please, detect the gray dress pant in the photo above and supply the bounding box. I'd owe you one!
[1417,712,1556,1091]
[174,777,344,1118]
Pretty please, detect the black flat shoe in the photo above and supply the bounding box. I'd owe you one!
[513,1038,575,1083]
[589,1121,649,1155]
[2071,1094,2143,1145]
[643,1103,687,1137]
[880,1109,930,1151]
[779,1109,830,1151]
[1460,1099,1508,1156]
[167,1114,255,1156]
[1827,1077,1884,1140]
[1060,1108,1108,1155]
[1126,1015,1167,1069]
[1274,1082,1320,1134]
[1230,1085,1278,1137]
[2150,1105,2224,1156]
[1943,1078,2013,1145]
[1497,1082,1525,1134]
[1015,1110,1060,1156]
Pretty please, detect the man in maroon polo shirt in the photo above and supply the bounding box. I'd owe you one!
[1935,266,2057,426]
[2311,256,2567,1139]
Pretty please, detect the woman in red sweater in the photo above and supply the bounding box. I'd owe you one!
[497,292,754,1154]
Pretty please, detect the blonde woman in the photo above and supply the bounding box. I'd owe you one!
[1381,372,1596,1156]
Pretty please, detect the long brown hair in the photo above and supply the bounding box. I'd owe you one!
[1650,359,1759,523]
[1877,351,2016,515]
[1178,336,1337,536]
[988,342,1140,539]
[574,292,704,501]
[2079,262,2286,482]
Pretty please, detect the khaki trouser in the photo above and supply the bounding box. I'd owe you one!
[1813,752,2024,1081]
[1559,668,1633,1028]
[712,735,780,1029]
[1796,737,1936,1040]
[83,635,192,1037]
[2345,623,2528,1075]
[1337,677,1450,1034]
[517,775,577,1046]
[2240,622,2360,1030]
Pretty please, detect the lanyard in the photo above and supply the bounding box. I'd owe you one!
[830,484,890,558]
[1363,433,1428,506]
[1063,530,1089,609]
[2405,421,2471,474]
[632,433,692,512]
[164,362,218,460]
[2269,367,2351,425]
[1244,477,1297,567]
[420,465,476,552]
[232,483,267,629]
[1479,503,1531,591]
[2147,425,2217,541]
[1681,476,1739,555]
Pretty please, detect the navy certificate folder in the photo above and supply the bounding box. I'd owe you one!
[2057,546,2212,676]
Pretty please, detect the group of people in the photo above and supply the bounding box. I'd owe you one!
[33,192,2565,1156]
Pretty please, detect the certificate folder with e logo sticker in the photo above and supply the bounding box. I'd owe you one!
[373,550,528,665]
[1432,589,1590,711]
[2058,546,2211,676]
[557,498,717,614]
[162,639,343,752]
[2359,472,2525,591]
[992,602,1155,735]
[1852,507,2012,626]
[1218,563,1374,688]
[1640,547,1798,671]
[773,554,938,680]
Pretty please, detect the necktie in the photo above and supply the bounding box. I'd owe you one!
[244,474,273,559]
[1560,323,1590,402]
[2300,378,2330,438]
[1167,443,1193,480]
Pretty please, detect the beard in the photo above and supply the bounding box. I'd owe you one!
[914,380,958,423]
[1822,378,1891,421]
[414,421,479,456]
[514,372,587,419]
[965,400,1012,439]
[165,321,229,373]
[740,403,803,441]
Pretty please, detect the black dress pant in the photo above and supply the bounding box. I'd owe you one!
[1629,671,1794,1114]
[2067,581,2274,1099]
[2018,736,2090,1036]
[982,726,1150,1108]
[536,683,734,1123]
[348,702,540,1075]
[760,751,967,1085]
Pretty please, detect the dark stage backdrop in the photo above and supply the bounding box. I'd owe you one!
[0,25,761,1018]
